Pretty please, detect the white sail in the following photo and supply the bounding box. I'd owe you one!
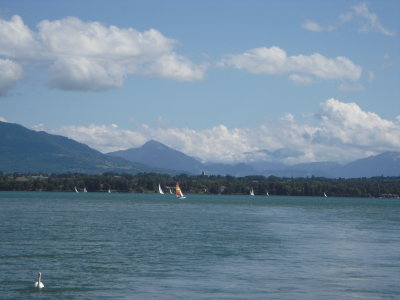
[158,184,165,194]
[266,191,269,196]
[108,189,111,193]
[74,186,79,193]
[324,192,327,197]
[84,187,87,193]
[250,188,254,196]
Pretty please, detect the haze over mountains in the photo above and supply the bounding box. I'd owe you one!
[1,121,399,178]
[109,140,400,178]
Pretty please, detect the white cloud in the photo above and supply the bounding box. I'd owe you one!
[47,56,126,91]
[366,71,375,83]
[149,125,258,163]
[52,99,400,164]
[0,15,39,59]
[140,52,205,82]
[288,74,314,85]
[0,58,23,96]
[338,12,354,24]
[220,46,362,84]
[303,2,395,36]
[338,82,364,91]
[382,53,395,69]
[37,17,173,58]
[55,124,147,153]
[302,20,325,32]
[315,98,400,152]
[0,15,206,93]
[32,123,46,131]
[353,3,395,36]
[302,20,334,32]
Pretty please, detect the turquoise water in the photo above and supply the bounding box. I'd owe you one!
[1,192,399,299]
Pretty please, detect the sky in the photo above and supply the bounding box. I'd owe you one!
[0,0,399,164]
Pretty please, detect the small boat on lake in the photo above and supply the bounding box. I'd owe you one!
[175,183,186,199]
[158,184,165,195]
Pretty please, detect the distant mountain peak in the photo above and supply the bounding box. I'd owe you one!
[142,140,173,150]
[108,140,203,174]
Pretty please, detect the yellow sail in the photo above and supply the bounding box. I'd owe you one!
[175,183,186,198]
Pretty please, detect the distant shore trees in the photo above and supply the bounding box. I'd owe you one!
[0,172,399,198]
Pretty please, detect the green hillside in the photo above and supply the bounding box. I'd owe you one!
[0,121,158,174]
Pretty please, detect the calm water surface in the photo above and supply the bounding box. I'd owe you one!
[1,192,399,299]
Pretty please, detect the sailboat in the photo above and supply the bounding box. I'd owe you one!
[266,191,269,196]
[175,183,186,199]
[74,186,79,193]
[324,192,327,197]
[108,188,111,193]
[83,187,87,193]
[158,184,165,195]
[250,188,255,196]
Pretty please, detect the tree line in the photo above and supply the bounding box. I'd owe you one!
[0,172,399,198]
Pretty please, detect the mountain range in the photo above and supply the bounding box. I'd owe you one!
[109,140,400,178]
[1,121,399,178]
[0,121,170,174]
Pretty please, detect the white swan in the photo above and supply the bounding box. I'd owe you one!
[34,272,44,289]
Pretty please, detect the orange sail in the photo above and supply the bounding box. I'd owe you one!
[175,183,186,198]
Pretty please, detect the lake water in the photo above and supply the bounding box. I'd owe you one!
[1,192,399,299]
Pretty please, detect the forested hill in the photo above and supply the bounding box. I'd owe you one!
[1,173,399,198]
[0,121,165,174]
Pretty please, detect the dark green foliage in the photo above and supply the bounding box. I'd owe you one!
[0,121,170,174]
[0,172,399,198]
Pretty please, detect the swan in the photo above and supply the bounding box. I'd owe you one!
[34,272,44,289]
